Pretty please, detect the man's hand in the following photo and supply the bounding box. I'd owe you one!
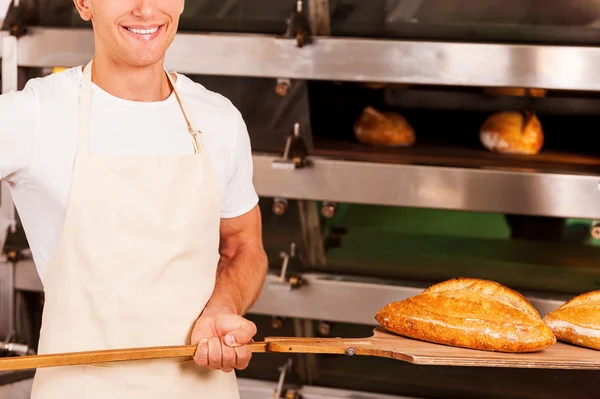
[191,311,257,373]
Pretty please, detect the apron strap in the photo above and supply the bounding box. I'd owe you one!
[77,60,93,154]
[165,70,202,154]
[77,60,202,154]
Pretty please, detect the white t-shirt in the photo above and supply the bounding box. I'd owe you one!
[0,67,259,280]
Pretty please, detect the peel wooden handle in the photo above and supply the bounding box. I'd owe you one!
[0,341,269,371]
[0,337,367,371]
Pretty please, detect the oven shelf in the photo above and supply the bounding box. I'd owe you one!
[311,137,600,176]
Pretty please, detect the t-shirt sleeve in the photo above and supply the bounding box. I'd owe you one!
[220,108,259,219]
[0,85,37,183]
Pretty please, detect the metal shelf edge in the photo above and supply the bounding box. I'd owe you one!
[252,153,600,220]
[12,260,567,325]
[12,27,600,91]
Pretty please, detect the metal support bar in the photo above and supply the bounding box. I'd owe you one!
[0,183,13,254]
[0,261,15,341]
[12,259,39,292]
[297,200,326,268]
[308,0,330,35]
[14,27,600,91]
[253,153,600,220]
[302,318,318,384]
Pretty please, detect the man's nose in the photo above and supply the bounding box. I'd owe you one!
[132,0,156,18]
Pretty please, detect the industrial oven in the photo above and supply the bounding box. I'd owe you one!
[1,0,600,398]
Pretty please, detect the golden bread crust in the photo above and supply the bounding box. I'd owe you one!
[376,278,556,353]
[353,106,416,147]
[479,111,544,155]
[543,291,600,350]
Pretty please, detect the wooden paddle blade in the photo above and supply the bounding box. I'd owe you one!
[262,328,600,370]
[364,327,600,370]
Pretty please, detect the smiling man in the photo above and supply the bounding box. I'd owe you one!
[0,1,268,398]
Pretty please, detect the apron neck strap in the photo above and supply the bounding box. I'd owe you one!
[77,60,93,154]
[77,60,202,154]
[165,69,202,153]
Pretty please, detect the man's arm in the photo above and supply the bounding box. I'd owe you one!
[191,204,268,372]
[205,204,268,316]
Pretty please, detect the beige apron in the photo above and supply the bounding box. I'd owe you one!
[30,60,240,398]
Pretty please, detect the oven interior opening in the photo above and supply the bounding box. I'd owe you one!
[307,81,600,175]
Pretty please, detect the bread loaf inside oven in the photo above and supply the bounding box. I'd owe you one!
[479,110,544,155]
[353,106,416,147]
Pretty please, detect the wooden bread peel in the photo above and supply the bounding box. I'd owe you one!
[3,327,600,371]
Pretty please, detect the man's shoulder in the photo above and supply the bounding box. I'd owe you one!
[175,74,240,119]
[0,68,76,119]
[24,67,81,98]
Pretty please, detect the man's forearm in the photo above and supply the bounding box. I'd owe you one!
[203,244,268,317]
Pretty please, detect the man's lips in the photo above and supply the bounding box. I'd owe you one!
[120,25,165,41]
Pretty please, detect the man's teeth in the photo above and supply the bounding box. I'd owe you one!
[127,27,159,35]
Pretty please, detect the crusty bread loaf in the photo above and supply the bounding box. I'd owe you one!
[479,110,544,155]
[375,278,556,353]
[354,106,416,147]
[544,291,600,350]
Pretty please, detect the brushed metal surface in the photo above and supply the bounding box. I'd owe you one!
[13,27,600,91]
[252,153,600,220]
[12,260,566,324]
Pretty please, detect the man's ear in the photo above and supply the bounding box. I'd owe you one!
[73,0,92,21]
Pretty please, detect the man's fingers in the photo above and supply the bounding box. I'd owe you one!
[207,337,223,369]
[234,345,252,370]
[216,316,257,347]
[221,337,237,370]
[193,339,209,367]
[193,333,253,372]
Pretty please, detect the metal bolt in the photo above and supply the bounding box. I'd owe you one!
[288,276,302,289]
[270,317,283,330]
[321,202,338,218]
[592,223,600,240]
[273,198,288,216]
[317,322,331,336]
[275,79,291,97]
[345,347,356,356]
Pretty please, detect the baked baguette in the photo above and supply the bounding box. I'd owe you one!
[544,291,600,350]
[354,106,416,147]
[480,110,544,155]
[375,278,556,353]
